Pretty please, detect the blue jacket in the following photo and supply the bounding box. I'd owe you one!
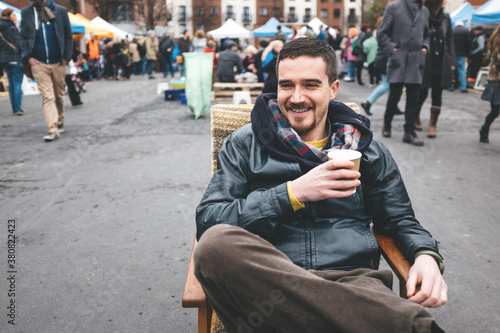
[19,0,73,63]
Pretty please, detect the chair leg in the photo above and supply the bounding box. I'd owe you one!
[198,304,213,333]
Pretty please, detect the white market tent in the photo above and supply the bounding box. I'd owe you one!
[207,19,252,39]
[91,16,133,41]
[307,17,328,35]
[471,0,500,24]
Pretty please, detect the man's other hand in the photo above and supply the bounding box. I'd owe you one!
[28,58,41,66]
[289,160,361,202]
[407,254,448,308]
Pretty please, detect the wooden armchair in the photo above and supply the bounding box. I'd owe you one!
[182,104,413,333]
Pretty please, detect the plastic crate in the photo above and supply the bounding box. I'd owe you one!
[171,79,185,89]
[164,88,185,101]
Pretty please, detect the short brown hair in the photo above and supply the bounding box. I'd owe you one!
[1,8,13,18]
[277,37,337,84]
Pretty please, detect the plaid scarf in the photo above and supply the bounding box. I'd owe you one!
[251,93,373,172]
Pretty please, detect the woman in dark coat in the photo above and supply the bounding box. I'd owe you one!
[479,24,500,143]
[0,9,24,115]
[415,0,455,138]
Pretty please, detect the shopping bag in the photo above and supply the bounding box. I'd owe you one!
[183,53,214,119]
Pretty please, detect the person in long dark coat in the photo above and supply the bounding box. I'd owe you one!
[415,0,455,138]
[479,24,500,143]
[377,0,430,146]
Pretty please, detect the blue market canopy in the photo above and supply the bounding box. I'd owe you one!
[450,2,475,27]
[71,22,85,34]
[253,17,292,37]
[471,0,500,24]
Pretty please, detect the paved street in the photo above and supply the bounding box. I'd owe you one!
[1,73,499,333]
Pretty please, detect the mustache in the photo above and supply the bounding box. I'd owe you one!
[284,103,312,110]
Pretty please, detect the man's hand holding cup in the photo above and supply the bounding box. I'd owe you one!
[290,150,362,202]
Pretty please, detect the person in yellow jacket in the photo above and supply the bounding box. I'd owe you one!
[145,30,157,79]
[86,33,101,80]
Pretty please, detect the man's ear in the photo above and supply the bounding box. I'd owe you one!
[330,80,340,100]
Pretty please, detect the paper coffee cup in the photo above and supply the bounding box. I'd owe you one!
[327,149,362,192]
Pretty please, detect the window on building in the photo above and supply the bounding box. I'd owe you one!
[334,9,341,18]
[320,9,328,18]
[180,24,186,32]
[179,6,186,21]
[195,6,204,16]
[259,7,268,16]
[197,24,205,31]
[227,5,234,20]
[304,8,312,21]
[243,7,251,21]
[288,7,297,22]
[273,7,281,17]
[210,6,219,16]
[111,2,132,21]
[321,0,328,2]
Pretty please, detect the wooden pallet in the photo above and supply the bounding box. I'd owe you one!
[212,82,264,100]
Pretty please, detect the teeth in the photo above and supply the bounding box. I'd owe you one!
[291,108,308,113]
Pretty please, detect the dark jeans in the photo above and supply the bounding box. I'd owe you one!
[385,83,421,134]
[194,225,443,333]
[217,74,235,83]
[356,61,364,85]
[65,74,81,106]
[419,75,443,109]
[469,53,484,81]
[88,57,101,79]
[146,59,155,77]
[4,63,24,112]
[161,53,174,76]
[368,63,380,85]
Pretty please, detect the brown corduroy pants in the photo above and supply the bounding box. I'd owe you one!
[194,224,445,333]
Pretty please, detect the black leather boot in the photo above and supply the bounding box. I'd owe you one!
[480,126,489,143]
[361,101,372,115]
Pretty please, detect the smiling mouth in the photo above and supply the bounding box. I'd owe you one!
[286,105,312,113]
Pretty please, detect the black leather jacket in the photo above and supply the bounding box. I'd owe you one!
[196,124,441,271]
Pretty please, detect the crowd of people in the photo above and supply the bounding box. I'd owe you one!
[0,0,499,144]
[334,0,497,145]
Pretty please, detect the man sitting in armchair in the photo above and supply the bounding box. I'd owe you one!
[194,37,447,333]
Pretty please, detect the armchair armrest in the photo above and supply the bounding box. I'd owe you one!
[372,229,413,298]
[182,238,212,333]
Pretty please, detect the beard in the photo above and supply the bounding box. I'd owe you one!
[281,102,317,138]
[31,0,46,7]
